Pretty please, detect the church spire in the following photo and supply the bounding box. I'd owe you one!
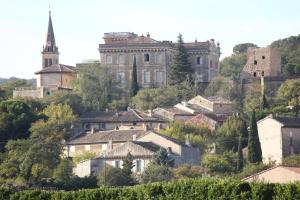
[43,10,58,53]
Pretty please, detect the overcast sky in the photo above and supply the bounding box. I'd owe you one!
[1,0,300,78]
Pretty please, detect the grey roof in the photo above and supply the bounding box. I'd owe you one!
[80,109,166,123]
[144,131,190,148]
[206,96,232,104]
[67,129,147,145]
[35,64,76,74]
[132,141,161,152]
[274,116,300,128]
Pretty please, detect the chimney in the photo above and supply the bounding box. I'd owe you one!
[105,108,109,112]
[147,32,150,38]
[108,140,113,150]
[91,127,95,134]
[182,101,188,107]
[115,126,119,130]
[143,123,149,131]
[132,134,137,141]
[185,136,191,147]
[148,109,153,117]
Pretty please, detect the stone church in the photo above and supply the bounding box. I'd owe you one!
[78,32,221,89]
[13,11,76,99]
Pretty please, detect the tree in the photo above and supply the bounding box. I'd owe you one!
[247,110,262,163]
[233,43,257,55]
[240,120,248,148]
[0,79,34,100]
[219,54,247,80]
[121,152,135,185]
[98,166,130,187]
[204,76,236,100]
[74,64,118,111]
[260,94,269,110]
[283,63,295,76]
[237,135,244,171]
[141,164,172,183]
[202,151,238,174]
[152,148,174,167]
[0,99,39,151]
[168,34,192,85]
[277,79,300,108]
[53,158,73,182]
[129,56,139,97]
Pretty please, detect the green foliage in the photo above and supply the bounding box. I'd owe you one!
[238,163,273,179]
[247,110,262,163]
[0,79,33,100]
[219,54,247,79]
[5,178,300,199]
[0,99,39,151]
[53,159,73,182]
[98,166,132,187]
[260,94,269,110]
[277,79,300,108]
[131,82,195,111]
[172,164,208,180]
[243,81,261,114]
[121,152,136,185]
[282,155,300,167]
[160,122,212,153]
[215,115,243,153]
[74,64,119,111]
[204,76,236,100]
[168,34,193,86]
[152,148,174,167]
[202,151,238,174]
[237,136,244,171]
[141,164,172,183]
[129,56,139,97]
[0,103,77,184]
[233,43,258,55]
[283,63,296,76]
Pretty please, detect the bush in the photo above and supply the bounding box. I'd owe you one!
[141,164,172,183]
[283,155,300,167]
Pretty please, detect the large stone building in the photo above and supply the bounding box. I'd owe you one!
[13,11,76,98]
[242,47,281,78]
[95,32,220,88]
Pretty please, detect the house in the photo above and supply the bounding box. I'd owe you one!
[66,128,148,157]
[79,108,167,131]
[73,130,200,177]
[243,166,300,183]
[257,115,300,164]
[153,95,234,127]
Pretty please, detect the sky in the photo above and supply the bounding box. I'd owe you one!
[1,0,300,79]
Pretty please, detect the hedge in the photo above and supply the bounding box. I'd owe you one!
[3,178,300,200]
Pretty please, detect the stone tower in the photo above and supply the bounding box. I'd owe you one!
[41,11,59,68]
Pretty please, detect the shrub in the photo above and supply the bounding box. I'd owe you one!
[141,164,172,183]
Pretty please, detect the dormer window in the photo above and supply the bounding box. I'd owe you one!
[144,54,150,62]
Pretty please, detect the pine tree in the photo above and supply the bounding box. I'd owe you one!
[122,152,135,175]
[237,135,244,171]
[129,56,139,97]
[152,148,174,167]
[167,34,193,86]
[247,110,262,163]
[260,94,269,110]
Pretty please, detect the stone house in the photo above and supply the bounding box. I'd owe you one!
[79,108,167,131]
[257,115,300,164]
[242,47,281,78]
[72,130,200,177]
[153,95,234,127]
[243,166,300,183]
[13,11,76,99]
[77,32,220,89]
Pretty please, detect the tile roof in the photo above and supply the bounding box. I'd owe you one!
[80,109,165,123]
[273,116,300,128]
[143,131,190,148]
[67,129,147,145]
[35,64,76,74]
[205,96,232,104]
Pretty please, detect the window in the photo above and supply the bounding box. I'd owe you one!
[262,71,264,77]
[156,53,163,64]
[253,72,257,77]
[117,72,125,84]
[136,160,142,172]
[118,54,125,64]
[106,55,112,64]
[144,54,150,62]
[144,71,150,83]
[49,59,52,66]
[156,71,163,84]
[197,57,203,65]
[45,59,48,67]
[254,60,257,65]
[115,160,121,168]
[262,56,265,59]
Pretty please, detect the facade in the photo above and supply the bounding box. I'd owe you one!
[257,115,300,164]
[242,47,281,78]
[243,166,300,183]
[13,11,76,99]
[153,95,234,126]
[73,130,200,177]
[79,108,167,131]
[95,32,220,89]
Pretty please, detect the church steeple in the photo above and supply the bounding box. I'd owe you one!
[42,10,59,68]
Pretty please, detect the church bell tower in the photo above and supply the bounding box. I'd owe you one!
[41,10,59,68]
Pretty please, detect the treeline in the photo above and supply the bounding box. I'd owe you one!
[1,178,300,200]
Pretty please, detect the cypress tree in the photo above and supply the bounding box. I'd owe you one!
[167,34,193,86]
[260,94,269,110]
[237,135,244,171]
[122,152,135,185]
[247,110,262,163]
[240,120,248,148]
[129,56,139,97]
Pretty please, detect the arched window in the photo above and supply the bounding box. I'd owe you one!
[144,54,150,62]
